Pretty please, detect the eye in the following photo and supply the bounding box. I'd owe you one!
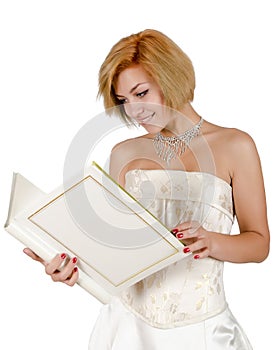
[117,98,127,104]
[136,89,149,98]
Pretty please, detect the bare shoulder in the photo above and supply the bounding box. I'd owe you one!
[223,126,254,144]
[109,134,151,184]
[225,128,261,179]
[111,133,151,155]
[110,135,140,167]
[221,127,257,157]
[205,121,257,153]
[202,121,260,182]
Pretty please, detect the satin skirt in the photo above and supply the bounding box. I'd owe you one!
[88,297,253,350]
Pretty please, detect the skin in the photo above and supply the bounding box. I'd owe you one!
[112,65,270,263]
[24,63,270,284]
[23,248,79,286]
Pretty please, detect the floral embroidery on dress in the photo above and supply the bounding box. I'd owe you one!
[122,169,233,328]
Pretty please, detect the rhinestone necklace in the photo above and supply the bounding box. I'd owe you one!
[153,117,203,164]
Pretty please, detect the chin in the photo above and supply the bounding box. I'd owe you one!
[141,123,162,134]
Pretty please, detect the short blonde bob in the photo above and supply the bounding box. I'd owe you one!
[98,29,195,123]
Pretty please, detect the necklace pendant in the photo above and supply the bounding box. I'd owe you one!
[153,117,203,164]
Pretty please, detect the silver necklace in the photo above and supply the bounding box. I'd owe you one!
[153,117,203,164]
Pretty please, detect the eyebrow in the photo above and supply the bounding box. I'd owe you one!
[115,82,148,97]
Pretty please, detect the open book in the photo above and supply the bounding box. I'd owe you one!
[4,162,187,303]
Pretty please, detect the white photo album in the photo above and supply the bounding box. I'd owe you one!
[4,162,187,303]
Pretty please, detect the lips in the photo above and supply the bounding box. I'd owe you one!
[137,112,155,124]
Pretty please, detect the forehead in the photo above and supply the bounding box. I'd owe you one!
[115,65,151,94]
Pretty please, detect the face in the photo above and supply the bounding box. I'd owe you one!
[115,64,167,133]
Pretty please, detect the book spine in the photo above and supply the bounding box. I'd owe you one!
[6,221,54,261]
[77,269,113,304]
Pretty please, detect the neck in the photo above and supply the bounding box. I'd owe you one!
[162,103,202,137]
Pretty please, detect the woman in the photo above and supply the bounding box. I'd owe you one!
[24,29,270,349]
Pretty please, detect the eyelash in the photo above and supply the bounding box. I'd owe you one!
[118,99,126,104]
[117,89,149,104]
[136,89,149,98]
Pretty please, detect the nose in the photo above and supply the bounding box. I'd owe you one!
[124,102,145,120]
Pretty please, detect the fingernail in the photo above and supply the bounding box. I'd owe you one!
[177,233,184,239]
[72,257,77,264]
[60,253,67,260]
[183,247,190,253]
[171,229,179,234]
[73,267,78,273]
[194,254,200,260]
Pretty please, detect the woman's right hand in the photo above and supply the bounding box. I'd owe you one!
[23,248,79,286]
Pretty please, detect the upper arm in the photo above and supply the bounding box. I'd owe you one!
[230,131,269,243]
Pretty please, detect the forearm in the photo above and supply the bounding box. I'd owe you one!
[209,230,270,263]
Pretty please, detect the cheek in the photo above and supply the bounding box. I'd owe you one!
[122,103,145,119]
[145,88,165,105]
[157,89,165,105]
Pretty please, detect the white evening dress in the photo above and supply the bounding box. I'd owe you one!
[89,169,253,350]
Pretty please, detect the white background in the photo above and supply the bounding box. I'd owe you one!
[0,1,279,349]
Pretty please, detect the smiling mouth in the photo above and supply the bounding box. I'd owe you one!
[137,112,155,124]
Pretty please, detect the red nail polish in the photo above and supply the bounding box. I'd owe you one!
[72,257,77,264]
[73,267,78,273]
[194,254,200,259]
[171,229,179,234]
[183,247,190,253]
[177,233,184,239]
[60,253,67,260]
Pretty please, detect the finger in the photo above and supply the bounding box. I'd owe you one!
[175,228,200,240]
[171,222,192,234]
[179,237,197,246]
[63,267,79,287]
[50,257,78,282]
[45,253,68,275]
[195,248,210,259]
[183,244,209,259]
[186,239,207,255]
[23,248,44,264]
[172,221,200,234]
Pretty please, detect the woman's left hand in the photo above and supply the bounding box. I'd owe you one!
[172,221,215,259]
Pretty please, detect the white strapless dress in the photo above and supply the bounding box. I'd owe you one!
[89,169,253,350]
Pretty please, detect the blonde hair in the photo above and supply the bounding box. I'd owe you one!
[98,29,195,123]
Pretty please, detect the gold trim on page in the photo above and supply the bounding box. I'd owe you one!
[28,163,181,287]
